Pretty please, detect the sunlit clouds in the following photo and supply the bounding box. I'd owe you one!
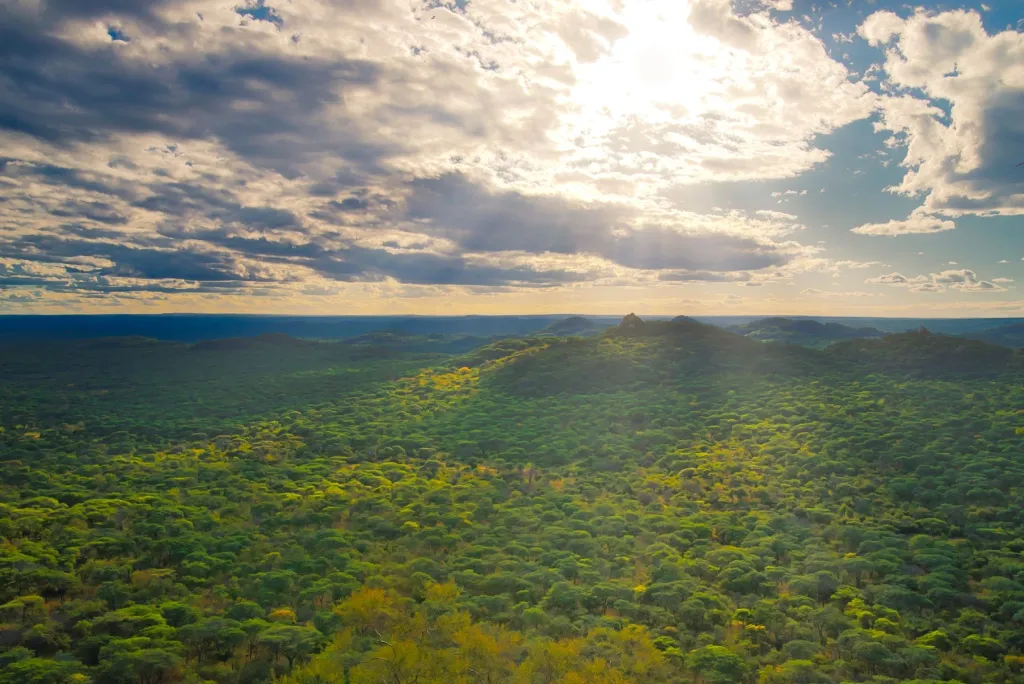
[0,0,1020,315]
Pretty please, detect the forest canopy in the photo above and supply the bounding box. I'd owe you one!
[1,316,1022,684]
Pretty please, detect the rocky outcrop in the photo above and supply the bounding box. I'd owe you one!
[619,313,645,331]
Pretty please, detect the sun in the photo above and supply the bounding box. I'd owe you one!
[570,1,732,126]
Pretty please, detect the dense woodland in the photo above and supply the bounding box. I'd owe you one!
[1,316,1023,684]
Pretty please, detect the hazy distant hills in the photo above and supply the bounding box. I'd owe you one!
[0,314,609,342]
[725,317,885,348]
[961,322,1024,348]
[539,316,602,336]
[1,313,1023,349]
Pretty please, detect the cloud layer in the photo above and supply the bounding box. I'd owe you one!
[0,1,1019,313]
[866,269,1005,293]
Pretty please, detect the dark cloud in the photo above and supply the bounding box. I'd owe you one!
[1,235,247,283]
[49,200,128,225]
[26,0,172,21]
[405,174,622,254]
[337,197,370,211]
[132,180,240,216]
[133,180,301,229]
[230,206,300,230]
[931,88,1024,213]
[308,191,398,224]
[0,275,244,295]
[2,218,593,291]
[8,163,140,202]
[152,225,593,287]
[303,247,592,287]
[0,11,388,175]
[165,228,330,260]
[404,174,794,271]
[57,223,134,240]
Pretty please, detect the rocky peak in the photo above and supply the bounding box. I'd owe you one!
[619,313,645,330]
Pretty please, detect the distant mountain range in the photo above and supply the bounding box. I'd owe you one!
[724,317,885,348]
[1,313,1023,348]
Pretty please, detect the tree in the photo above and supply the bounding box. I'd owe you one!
[758,660,831,684]
[256,624,324,670]
[99,645,183,684]
[685,645,747,684]
[961,634,1005,661]
[0,595,46,626]
[0,658,86,684]
[334,588,400,636]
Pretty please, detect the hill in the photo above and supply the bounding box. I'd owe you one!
[1,315,1022,684]
[727,316,885,348]
[962,321,1024,348]
[539,316,602,336]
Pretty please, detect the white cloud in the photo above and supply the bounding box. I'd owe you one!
[563,0,876,189]
[851,209,956,236]
[860,9,1024,219]
[755,210,799,220]
[866,268,1005,293]
[866,272,921,285]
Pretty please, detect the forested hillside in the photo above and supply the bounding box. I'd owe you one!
[1,317,1022,684]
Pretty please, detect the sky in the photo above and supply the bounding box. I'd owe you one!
[0,0,1022,317]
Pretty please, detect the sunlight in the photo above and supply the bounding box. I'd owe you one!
[571,1,726,123]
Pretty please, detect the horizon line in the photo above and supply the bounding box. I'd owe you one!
[1,312,1022,320]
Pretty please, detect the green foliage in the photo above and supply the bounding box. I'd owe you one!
[1,322,1022,683]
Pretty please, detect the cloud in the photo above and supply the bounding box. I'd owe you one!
[0,0,850,297]
[0,14,386,178]
[800,288,875,297]
[688,0,759,50]
[865,268,1005,293]
[0,0,938,311]
[833,260,884,271]
[401,174,803,272]
[866,272,914,285]
[755,210,799,220]
[658,271,752,282]
[860,9,1024,220]
[851,209,956,236]
[560,0,875,189]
